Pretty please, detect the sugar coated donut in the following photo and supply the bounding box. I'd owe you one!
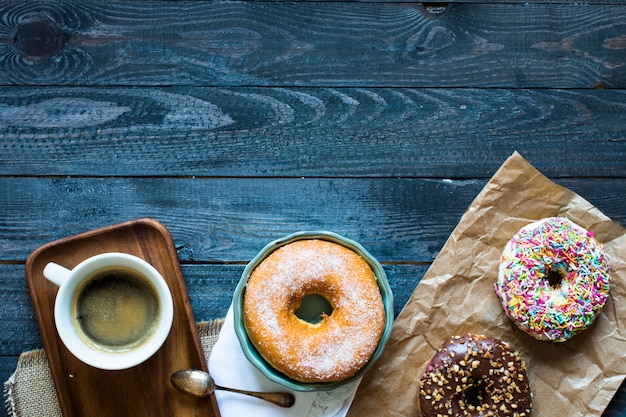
[243,239,385,383]
[495,217,610,343]
[418,334,532,417]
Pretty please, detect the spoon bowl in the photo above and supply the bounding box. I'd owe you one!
[171,368,215,396]
[170,369,295,408]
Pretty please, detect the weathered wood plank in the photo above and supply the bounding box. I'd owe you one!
[1,2,625,87]
[0,177,475,262]
[0,265,39,353]
[1,87,626,178]
[608,385,626,417]
[1,177,624,262]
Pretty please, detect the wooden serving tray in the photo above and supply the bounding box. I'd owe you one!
[25,218,221,417]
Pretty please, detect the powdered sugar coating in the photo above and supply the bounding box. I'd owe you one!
[495,217,610,342]
[243,239,386,383]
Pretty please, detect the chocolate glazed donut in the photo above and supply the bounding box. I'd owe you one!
[418,334,532,417]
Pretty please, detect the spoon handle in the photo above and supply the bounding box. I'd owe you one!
[216,385,295,408]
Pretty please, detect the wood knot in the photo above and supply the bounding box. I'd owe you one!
[418,3,450,18]
[13,18,65,61]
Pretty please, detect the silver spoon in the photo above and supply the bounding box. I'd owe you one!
[170,369,296,408]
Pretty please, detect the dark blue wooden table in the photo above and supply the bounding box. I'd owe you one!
[1,1,625,416]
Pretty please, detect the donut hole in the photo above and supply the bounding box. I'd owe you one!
[544,267,565,288]
[295,294,333,324]
[464,381,486,407]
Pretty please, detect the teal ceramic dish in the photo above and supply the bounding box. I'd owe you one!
[233,231,394,392]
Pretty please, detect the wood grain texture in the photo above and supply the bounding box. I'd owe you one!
[0,177,476,262]
[1,176,624,261]
[1,87,626,178]
[1,0,626,416]
[1,2,625,87]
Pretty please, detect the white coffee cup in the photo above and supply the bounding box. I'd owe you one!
[43,252,174,370]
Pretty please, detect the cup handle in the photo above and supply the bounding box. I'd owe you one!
[43,262,72,287]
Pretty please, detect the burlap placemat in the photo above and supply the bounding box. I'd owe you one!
[3,319,224,417]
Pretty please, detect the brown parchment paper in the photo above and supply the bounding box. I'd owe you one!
[348,151,626,417]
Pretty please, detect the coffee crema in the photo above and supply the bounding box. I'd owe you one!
[72,266,161,352]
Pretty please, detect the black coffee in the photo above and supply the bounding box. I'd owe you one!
[72,267,161,352]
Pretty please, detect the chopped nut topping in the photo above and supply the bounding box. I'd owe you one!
[417,334,532,417]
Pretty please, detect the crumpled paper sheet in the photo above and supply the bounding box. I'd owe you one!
[348,151,626,417]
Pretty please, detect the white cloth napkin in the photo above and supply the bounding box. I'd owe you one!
[208,306,361,417]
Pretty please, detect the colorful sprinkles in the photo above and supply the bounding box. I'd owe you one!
[495,217,610,343]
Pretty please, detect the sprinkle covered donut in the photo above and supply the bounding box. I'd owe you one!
[243,239,386,383]
[418,334,532,417]
[495,217,610,342]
